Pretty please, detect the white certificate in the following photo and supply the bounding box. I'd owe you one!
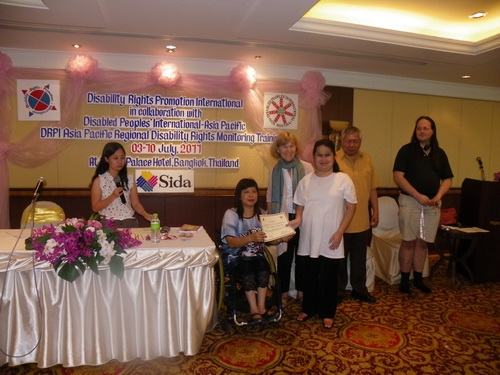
[260,213,296,242]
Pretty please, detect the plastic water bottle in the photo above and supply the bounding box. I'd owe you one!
[151,213,160,243]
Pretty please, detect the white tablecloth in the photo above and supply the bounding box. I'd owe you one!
[0,227,218,368]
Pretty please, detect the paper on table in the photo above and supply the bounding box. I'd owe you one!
[456,227,489,233]
[179,224,203,233]
[260,213,296,242]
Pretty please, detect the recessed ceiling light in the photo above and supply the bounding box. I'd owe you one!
[166,45,176,53]
[254,56,262,60]
[72,44,81,49]
[462,75,471,79]
[468,12,487,19]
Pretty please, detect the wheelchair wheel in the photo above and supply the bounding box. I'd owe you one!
[263,245,281,314]
[214,238,283,327]
[214,259,224,312]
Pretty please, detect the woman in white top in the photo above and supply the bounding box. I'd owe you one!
[267,132,313,307]
[290,139,357,329]
[90,142,153,223]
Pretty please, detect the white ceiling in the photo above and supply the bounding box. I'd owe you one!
[1,0,499,88]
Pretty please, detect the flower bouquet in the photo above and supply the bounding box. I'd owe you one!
[26,218,141,282]
[494,172,500,181]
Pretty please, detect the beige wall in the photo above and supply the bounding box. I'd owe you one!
[8,89,500,189]
[354,89,500,188]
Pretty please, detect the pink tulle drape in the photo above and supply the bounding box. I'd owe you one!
[0,52,330,228]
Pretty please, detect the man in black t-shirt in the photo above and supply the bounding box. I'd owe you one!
[393,116,453,294]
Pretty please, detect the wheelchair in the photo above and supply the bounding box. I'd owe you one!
[214,235,283,329]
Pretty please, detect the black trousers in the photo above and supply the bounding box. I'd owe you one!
[337,229,371,296]
[301,255,340,319]
[277,215,303,293]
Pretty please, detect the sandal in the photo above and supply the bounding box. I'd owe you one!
[250,313,263,323]
[297,312,309,322]
[265,310,279,320]
[323,318,334,329]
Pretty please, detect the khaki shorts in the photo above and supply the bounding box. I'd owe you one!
[398,193,440,242]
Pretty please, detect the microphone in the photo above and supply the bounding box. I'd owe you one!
[477,157,485,181]
[113,176,127,204]
[32,177,46,202]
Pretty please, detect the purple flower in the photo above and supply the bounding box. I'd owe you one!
[29,218,142,282]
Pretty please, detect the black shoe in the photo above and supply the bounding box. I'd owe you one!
[351,291,377,303]
[414,283,432,294]
[399,284,410,294]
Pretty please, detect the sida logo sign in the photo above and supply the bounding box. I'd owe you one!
[17,80,61,121]
[135,170,194,193]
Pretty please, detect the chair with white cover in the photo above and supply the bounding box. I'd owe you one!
[370,196,429,285]
[20,201,66,228]
[346,245,376,292]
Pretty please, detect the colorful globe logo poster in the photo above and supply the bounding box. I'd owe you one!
[17,80,61,121]
[263,93,298,130]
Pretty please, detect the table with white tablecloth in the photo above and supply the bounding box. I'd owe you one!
[0,227,218,368]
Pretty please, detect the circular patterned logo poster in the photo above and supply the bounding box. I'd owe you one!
[264,93,298,129]
[18,80,60,121]
[23,85,56,116]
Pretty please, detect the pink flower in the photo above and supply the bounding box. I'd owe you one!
[151,62,181,88]
[300,71,325,93]
[300,71,329,108]
[67,55,99,80]
[0,142,11,158]
[87,220,103,229]
[0,52,13,75]
[230,64,256,90]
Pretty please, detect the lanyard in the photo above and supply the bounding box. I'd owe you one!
[419,205,426,240]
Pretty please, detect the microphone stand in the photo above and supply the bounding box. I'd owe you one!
[477,157,486,181]
[26,194,41,247]
[479,164,485,181]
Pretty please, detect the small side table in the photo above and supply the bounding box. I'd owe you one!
[430,227,488,287]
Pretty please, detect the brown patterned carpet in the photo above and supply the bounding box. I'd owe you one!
[2,256,500,375]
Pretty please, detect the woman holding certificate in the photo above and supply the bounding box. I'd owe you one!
[221,178,291,323]
[290,139,357,329]
[267,132,313,307]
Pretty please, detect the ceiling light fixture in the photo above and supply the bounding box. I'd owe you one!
[468,12,487,19]
[72,44,81,49]
[166,45,176,53]
[462,75,471,79]
[254,56,262,60]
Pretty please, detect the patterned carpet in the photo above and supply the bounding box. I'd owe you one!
[2,257,500,375]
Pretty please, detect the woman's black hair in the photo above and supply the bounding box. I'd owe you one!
[89,142,129,188]
[312,138,340,172]
[234,178,261,219]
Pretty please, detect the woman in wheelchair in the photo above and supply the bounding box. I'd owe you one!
[221,178,291,323]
